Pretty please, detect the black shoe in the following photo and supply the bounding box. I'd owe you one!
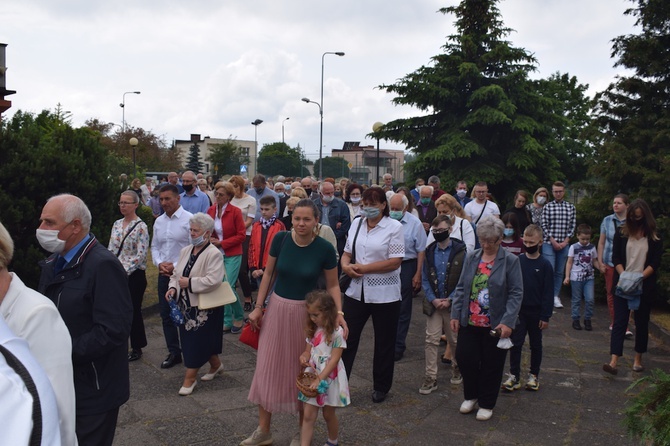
[572,320,582,331]
[243,302,252,312]
[161,353,182,369]
[372,390,387,403]
[394,351,404,362]
[441,357,453,365]
[584,319,592,331]
[128,349,142,362]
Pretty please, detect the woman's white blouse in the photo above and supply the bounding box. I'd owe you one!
[344,216,405,303]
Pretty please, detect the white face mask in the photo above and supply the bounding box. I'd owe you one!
[190,233,208,246]
[537,196,546,205]
[36,229,66,254]
[350,197,361,204]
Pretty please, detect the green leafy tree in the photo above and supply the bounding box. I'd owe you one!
[208,137,249,176]
[0,110,120,288]
[257,142,307,177]
[185,142,204,173]
[376,0,591,204]
[313,157,350,179]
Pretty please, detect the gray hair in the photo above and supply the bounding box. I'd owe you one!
[274,182,285,189]
[420,185,434,195]
[121,190,139,204]
[476,215,504,242]
[276,175,286,183]
[0,221,14,269]
[390,193,408,209]
[190,213,214,233]
[48,194,92,232]
[428,175,441,185]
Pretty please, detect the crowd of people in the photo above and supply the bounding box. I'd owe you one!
[0,170,662,445]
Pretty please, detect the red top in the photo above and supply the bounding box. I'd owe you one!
[207,203,246,257]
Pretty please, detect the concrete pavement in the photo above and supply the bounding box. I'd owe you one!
[113,295,670,446]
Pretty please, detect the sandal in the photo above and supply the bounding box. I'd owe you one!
[602,363,618,375]
[633,364,644,372]
[324,441,338,446]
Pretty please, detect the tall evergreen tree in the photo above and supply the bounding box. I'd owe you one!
[377,0,590,203]
[208,137,249,176]
[590,0,670,214]
[186,142,204,173]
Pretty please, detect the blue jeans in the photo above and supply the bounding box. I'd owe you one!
[570,279,594,321]
[542,243,569,297]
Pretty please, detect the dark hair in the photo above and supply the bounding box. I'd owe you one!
[305,290,338,344]
[295,198,320,220]
[361,187,389,217]
[345,183,362,204]
[259,195,276,207]
[501,212,520,240]
[576,223,592,236]
[623,198,658,240]
[614,193,630,205]
[431,214,453,229]
[159,184,179,196]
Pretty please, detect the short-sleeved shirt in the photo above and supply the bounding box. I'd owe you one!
[270,232,338,300]
[599,214,626,267]
[464,200,500,223]
[231,195,257,236]
[567,242,597,281]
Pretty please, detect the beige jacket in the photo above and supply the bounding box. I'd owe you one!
[169,243,225,308]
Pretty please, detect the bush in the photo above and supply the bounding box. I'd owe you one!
[625,369,670,445]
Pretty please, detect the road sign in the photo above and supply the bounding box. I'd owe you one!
[347,162,353,169]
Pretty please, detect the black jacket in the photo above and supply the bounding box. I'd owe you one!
[38,235,132,415]
[611,229,663,298]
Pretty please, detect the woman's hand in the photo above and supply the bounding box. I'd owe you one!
[495,323,513,338]
[337,314,349,339]
[178,276,189,289]
[165,288,176,301]
[248,307,263,331]
[210,237,221,248]
[343,263,363,278]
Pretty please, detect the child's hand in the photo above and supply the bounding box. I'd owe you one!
[563,278,570,285]
[309,377,320,390]
[299,354,310,368]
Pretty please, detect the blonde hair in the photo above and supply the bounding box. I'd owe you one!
[0,221,14,269]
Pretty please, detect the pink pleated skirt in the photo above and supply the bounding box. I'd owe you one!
[248,293,307,414]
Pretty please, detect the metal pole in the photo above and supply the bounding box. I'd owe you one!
[376,137,380,186]
[319,52,344,180]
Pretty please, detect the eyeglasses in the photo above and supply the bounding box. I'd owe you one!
[432,228,450,234]
[118,202,136,206]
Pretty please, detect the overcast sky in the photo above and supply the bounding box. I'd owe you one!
[1,0,637,161]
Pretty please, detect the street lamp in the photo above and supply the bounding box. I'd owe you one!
[316,51,345,180]
[120,91,141,133]
[372,121,384,185]
[129,137,139,179]
[251,119,263,176]
[302,97,321,174]
[282,117,289,144]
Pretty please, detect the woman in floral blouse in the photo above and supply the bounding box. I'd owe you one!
[108,190,149,362]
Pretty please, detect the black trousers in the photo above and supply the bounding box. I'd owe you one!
[158,275,181,356]
[611,290,652,356]
[76,407,120,446]
[395,259,418,354]
[128,269,147,350]
[237,235,252,299]
[509,309,543,377]
[456,325,508,410]
[341,294,401,394]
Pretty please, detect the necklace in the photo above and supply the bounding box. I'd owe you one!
[292,229,313,247]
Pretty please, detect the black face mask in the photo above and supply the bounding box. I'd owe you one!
[334,191,342,197]
[525,244,540,255]
[182,183,194,192]
[433,231,450,243]
[255,187,264,195]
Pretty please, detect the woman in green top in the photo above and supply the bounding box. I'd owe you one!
[243,199,348,446]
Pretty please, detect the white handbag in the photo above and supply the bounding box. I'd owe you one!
[198,269,237,310]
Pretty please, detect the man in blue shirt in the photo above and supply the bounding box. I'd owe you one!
[247,174,280,222]
[179,171,210,214]
[389,193,426,361]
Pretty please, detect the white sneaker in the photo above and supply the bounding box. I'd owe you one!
[289,432,300,446]
[459,399,477,414]
[240,427,273,446]
[553,296,563,308]
[476,408,493,421]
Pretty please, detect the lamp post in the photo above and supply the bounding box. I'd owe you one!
[282,117,289,144]
[251,119,263,176]
[315,51,345,180]
[120,91,141,133]
[372,122,384,186]
[301,97,321,175]
[129,137,139,179]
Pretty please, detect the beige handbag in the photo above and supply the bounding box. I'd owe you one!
[198,268,237,310]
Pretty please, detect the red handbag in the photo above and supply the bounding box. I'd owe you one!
[239,322,259,350]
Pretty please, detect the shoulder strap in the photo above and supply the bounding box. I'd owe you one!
[116,220,143,257]
[0,344,42,446]
[350,217,364,264]
[475,201,488,224]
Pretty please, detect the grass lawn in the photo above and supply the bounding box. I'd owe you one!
[142,252,160,310]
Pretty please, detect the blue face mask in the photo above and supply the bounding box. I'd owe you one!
[389,210,403,221]
[361,206,381,219]
[503,228,514,237]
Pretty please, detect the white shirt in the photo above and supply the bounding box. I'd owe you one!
[231,195,257,236]
[425,215,475,252]
[140,183,152,205]
[1,273,76,446]
[344,216,405,303]
[464,200,500,223]
[151,206,193,266]
[0,315,61,446]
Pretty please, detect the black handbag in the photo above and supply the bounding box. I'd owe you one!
[339,217,364,290]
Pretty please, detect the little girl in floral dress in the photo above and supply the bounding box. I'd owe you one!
[298,290,350,446]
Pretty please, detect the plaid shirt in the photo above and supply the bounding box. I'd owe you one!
[541,199,576,243]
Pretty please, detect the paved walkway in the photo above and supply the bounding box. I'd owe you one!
[113,296,670,445]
